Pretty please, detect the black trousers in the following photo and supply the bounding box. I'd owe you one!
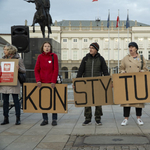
[123,107,142,117]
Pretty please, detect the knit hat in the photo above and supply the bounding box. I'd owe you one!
[90,42,99,51]
[128,42,138,50]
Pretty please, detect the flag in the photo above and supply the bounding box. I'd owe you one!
[92,0,98,2]
[126,14,130,28]
[116,16,119,28]
[107,12,110,28]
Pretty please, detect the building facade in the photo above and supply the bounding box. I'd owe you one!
[1,20,150,81]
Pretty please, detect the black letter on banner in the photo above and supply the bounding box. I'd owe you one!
[87,79,98,104]
[53,87,67,111]
[24,86,38,110]
[134,75,148,100]
[74,80,87,105]
[99,78,111,103]
[119,76,132,101]
[39,86,52,110]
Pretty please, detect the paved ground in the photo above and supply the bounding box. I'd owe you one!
[1,103,150,150]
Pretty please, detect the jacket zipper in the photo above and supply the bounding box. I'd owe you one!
[91,58,94,77]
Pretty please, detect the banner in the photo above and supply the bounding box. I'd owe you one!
[0,59,18,85]
[23,83,68,113]
[73,76,113,107]
[113,72,150,104]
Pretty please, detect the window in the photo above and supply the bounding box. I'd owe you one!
[73,51,78,60]
[148,51,150,60]
[62,51,68,60]
[83,50,88,57]
[104,51,108,60]
[104,39,109,49]
[114,51,120,60]
[84,39,88,42]
[138,51,143,55]
[63,39,67,42]
[73,39,77,42]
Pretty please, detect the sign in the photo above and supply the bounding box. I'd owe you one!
[73,76,113,107]
[23,83,68,113]
[0,59,18,85]
[113,72,150,104]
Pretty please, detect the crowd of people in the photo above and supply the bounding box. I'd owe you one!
[0,41,148,127]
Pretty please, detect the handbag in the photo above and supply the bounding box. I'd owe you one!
[18,72,26,84]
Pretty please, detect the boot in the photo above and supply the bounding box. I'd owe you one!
[15,116,21,125]
[1,117,9,125]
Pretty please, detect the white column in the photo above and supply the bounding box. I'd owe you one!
[68,37,72,60]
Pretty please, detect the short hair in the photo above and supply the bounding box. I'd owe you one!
[40,41,52,53]
[3,44,18,55]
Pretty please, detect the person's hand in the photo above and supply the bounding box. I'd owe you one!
[72,84,75,90]
[16,65,19,70]
[51,83,55,89]
[37,82,42,88]
[140,70,144,72]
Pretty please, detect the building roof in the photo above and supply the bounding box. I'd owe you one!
[55,20,150,27]
[0,37,9,45]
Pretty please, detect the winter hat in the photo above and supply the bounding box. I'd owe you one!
[128,42,138,50]
[90,42,99,51]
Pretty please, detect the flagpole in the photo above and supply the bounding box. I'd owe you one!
[127,9,129,54]
[117,9,120,73]
[108,9,110,73]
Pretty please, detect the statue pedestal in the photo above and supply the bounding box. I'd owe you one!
[24,38,61,82]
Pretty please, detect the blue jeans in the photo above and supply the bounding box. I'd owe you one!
[42,113,57,121]
[3,94,20,117]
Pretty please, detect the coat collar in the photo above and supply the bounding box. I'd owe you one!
[42,51,53,56]
[128,53,141,66]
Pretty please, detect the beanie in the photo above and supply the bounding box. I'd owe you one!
[128,42,138,50]
[90,42,99,51]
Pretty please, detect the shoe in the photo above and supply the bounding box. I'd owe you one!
[40,120,48,126]
[51,120,57,126]
[15,117,21,125]
[82,120,92,126]
[95,120,102,126]
[121,119,128,126]
[137,118,144,126]
[1,117,9,125]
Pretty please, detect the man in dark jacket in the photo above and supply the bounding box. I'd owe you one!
[76,42,109,126]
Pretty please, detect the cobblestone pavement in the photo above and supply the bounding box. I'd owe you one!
[1,103,150,150]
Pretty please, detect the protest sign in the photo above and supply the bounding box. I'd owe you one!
[73,76,113,107]
[0,59,18,85]
[23,83,68,113]
[113,72,150,104]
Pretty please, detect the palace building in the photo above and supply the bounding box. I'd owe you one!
[0,19,150,81]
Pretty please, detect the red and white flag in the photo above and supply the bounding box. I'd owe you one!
[116,16,119,28]
[92,0,98,2]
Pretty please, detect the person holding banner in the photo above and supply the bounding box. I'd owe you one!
[76,42,109,126]
[34,41,59,126]
[0,44,26,125]
[120,42,148,126]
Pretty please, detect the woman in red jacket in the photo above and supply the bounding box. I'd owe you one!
[34,41,59,126]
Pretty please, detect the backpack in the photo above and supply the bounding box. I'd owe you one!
[51,55,62,84]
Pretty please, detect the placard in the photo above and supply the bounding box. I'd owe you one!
[0,59,18,85]
[23,83,68,113]
[113,72,150,104]
[73,76,113,107]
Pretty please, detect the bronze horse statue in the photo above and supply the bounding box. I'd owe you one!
[25,0,52,38]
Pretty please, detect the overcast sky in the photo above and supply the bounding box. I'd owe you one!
[0,0,150,34]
